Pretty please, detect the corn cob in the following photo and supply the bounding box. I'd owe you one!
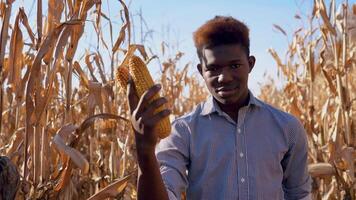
[115,66,130,93]
[116,55,171,139]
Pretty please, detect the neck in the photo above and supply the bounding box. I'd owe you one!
[216,91,250,122]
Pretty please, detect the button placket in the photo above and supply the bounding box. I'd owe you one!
[237,106,249,199]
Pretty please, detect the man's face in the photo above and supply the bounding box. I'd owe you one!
[198,44,255,106]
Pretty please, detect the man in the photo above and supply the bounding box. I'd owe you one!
[127,16,311,200]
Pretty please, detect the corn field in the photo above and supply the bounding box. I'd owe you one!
[261,1,356,199]
[0,0,354,199]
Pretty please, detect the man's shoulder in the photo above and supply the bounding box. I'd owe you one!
[257,98,301,126]
[257,99,306,147]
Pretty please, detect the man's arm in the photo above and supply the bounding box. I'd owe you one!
[281,117,312,200]
[136,150,170,200]
[126,79,170,200]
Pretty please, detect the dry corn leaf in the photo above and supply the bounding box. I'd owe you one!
[340,147,354,181]
[45,25,72,84]
[37,0,43,48]
[307,43,315,82]
[73,61,90,88]
[320,98,330,120]
[54,156,73,192]
[109,141,118,178]
[273,24,287,36]
[65,24,84,61]
[322,180,336,200]
[53,133,89,174]
[316,0,337,35]
[24,20,80,178]
[136,44,149,61]
[65,1,98,61]
[40,126,50,182]
[87,173,132,200]
[0,2,5,18]
[113,23,128,54]
[55,113,129,191]
[8,8,24,91]
[36,26,80,123]
[290,97,303,120]
[308,162,336,177]
[0,58,9,84]
[74,113,129,142]
[113,0,130,53]
[47,0,64,33]
[66,0,74,17]
[53,125,79,192]
[88,81,103,113]
[94,53,107,84]
[85,53,99,82]
[79,0,100,20]
[5,127,25,156]
[43,0,64,63]
[268,48,287,76]
[18,8,35,46]
[95,2,101,30]
[92,5,111,51]
[72,0,82,19]
[0,1,12,67]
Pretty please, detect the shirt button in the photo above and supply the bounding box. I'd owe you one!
[239,152,244,157]
[241,178,245,183]
[237,128,241,133]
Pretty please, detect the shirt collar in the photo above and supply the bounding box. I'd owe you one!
[200,90,263,116]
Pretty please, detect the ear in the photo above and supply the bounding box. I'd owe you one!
[248,56,256,73]
[197,63,203,75]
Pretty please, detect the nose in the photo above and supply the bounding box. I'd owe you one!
[217,67,233,83]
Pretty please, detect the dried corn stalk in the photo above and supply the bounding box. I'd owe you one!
[0,0,207,199]
[261,1,356,199]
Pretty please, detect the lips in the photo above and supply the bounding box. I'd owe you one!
[216,85,238,92]
[216,86,238,97]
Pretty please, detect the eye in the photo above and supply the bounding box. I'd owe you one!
[231,64,241,69]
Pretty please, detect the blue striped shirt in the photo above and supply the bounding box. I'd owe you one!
[155,92,311,200]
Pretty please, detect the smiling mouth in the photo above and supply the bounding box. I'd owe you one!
[216,86,238,92]
[216,87,238,97]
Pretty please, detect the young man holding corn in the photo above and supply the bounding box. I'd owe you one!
[127,16,311,200]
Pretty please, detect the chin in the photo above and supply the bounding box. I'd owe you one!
[215,95,239,105]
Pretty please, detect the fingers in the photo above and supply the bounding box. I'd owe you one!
[135,84,162,115]
[127,77,139,114]
[145,109,171,127]
[132,97,170,133]
[140,97,168,120]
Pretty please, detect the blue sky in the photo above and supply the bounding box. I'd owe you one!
[126,0,315,94]
[125,0,355,94]
[12,0,355,94]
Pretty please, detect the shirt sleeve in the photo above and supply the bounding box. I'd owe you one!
[282,117,312,200]
[155,119,190,200]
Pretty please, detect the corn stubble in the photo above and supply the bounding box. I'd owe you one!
[0,0,354,199]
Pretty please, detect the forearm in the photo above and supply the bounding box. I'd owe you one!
[137,149,169,200]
